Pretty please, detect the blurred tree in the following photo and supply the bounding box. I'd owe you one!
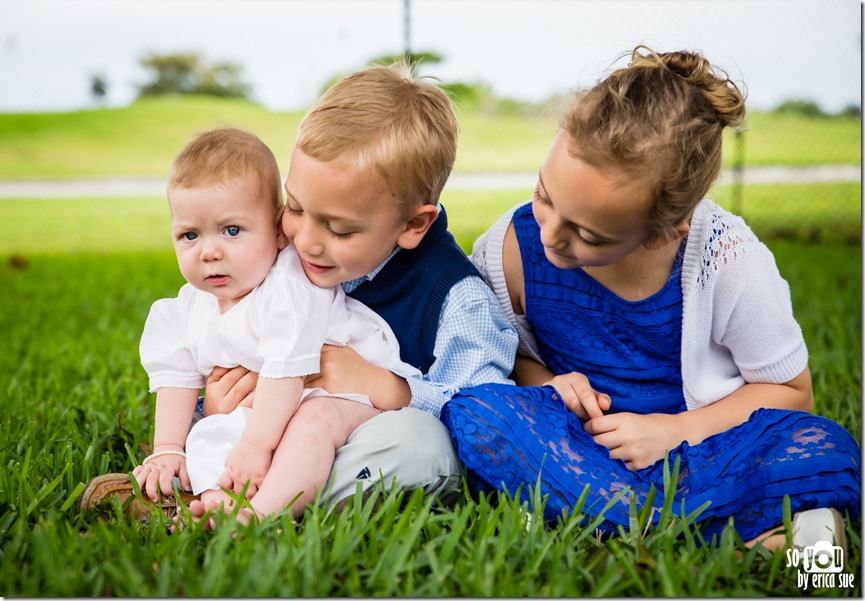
[137,52,251,99]
[318,51,443,95]
[369,50,443,68]
[89,74,108,104]
[774,99,825,117]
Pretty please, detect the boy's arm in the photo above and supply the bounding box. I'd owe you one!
[307,345,411,410]
[302,277,517,418]
[406,276,518,418]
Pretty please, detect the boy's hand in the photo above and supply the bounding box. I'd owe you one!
[204,366,257,415]
[218,439,272,498]
[305,344,411,410]
[583,412,683,470]
[544,372,611,421]
[133,450,190,502]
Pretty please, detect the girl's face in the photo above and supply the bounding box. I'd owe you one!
[532,131,657,270]
[169,175,281,313]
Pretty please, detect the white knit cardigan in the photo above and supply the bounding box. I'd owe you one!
[470,200,808,411]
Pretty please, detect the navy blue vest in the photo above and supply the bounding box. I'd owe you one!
[347,207,480,373]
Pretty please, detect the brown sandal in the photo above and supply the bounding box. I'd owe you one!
[77,473,198,520]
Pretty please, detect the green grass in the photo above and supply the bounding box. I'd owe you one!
[0,191,860,596]
[0,96,859,179]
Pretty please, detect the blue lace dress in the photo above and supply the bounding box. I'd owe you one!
[441,204,861,542]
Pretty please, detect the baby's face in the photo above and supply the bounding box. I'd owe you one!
[281,148,413,289]
[168,175,280,312]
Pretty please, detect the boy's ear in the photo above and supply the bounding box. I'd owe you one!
[275,206,289,250]
[395,204,439,250]
[643,221,690,250]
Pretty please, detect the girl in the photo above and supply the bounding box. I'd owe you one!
[441,46,860,548]
[134,127,419,525]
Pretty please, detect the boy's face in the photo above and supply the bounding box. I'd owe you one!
[169,175,281,312]
[282,148,419,288]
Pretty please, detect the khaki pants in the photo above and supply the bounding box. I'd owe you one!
[322,407,464,509]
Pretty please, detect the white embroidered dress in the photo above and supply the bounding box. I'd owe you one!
[140,245,420,494]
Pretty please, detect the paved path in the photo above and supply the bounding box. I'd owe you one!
[0,165,858,199]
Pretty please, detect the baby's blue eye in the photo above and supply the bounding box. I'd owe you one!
[225,226,241,236]
[183,232,198,241]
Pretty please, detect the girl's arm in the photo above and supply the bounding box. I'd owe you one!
[218,375,305,496]
[584,367,813,470]
[133,387,198,500]
[674,366,813,442]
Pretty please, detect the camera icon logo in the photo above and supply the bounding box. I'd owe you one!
[803,541,844,573]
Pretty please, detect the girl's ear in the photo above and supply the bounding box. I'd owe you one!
[395,204,439,250]
[276,206,289,250]
[643,222,690,250]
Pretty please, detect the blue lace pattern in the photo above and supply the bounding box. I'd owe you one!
[442,385,861,541]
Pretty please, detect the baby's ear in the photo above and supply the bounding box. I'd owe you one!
[396,204,439,250]
[276,206,289,250]
[643,222,690,250]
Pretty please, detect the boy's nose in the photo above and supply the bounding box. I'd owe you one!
[292,224,324,257]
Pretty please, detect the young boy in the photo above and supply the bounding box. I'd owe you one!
[79,60,518,519]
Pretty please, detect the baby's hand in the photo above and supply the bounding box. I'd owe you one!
[544,372,611,421]
[218,439,272,498]
[132,450,190,502]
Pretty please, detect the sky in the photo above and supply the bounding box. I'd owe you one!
[0,0,860,113]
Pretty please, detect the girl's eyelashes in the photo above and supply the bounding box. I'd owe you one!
[532,187,551,205]
[285,206,303,215]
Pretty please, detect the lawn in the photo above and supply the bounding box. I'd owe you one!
[0,96,859,178]
[0,188,860,596]
[0,96,860,595]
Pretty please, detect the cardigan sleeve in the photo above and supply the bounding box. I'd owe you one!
[680,200,808,409]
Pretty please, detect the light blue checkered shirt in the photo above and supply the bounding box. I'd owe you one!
[343,250,517,418]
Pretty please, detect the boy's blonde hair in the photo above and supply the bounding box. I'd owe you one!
[563,45,746,236]
[295,60,458,213]
[168,127,283,211]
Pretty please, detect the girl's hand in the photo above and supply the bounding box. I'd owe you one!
[583,412,684,470]
[544,372,611,420]
[218,439,272,498]
[132,448,190,501]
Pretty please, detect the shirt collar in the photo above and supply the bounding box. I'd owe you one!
[341,247,401,293]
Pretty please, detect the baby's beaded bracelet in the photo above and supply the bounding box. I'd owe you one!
[142,449,186,465]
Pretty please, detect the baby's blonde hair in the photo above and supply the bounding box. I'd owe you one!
[296,60,458,213]
[563,45,746,235]
[169,127,283,211]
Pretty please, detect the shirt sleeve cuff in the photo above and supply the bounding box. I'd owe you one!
[406,374,452,418]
